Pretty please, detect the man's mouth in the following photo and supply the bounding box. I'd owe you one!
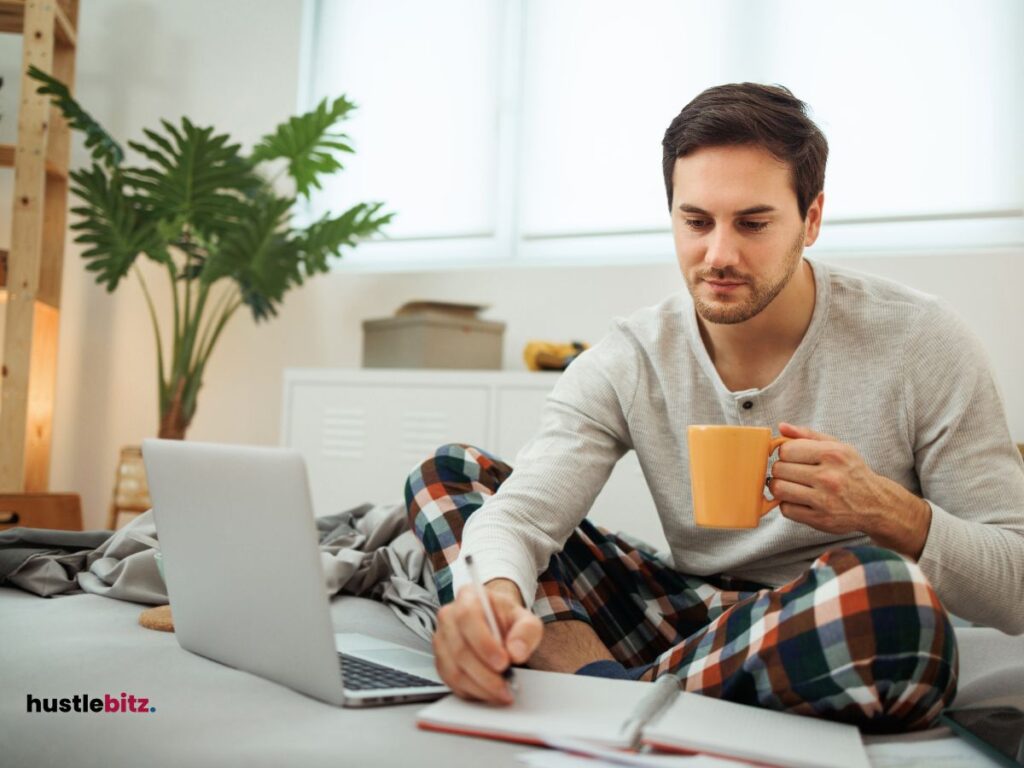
[703,278,746,290]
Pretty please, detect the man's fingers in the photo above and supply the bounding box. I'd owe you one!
[778,501,818,524]
[450,640,513,703]
[443,630,511,703]
[434,608,512,704]
[504,608,543,664]
[457,673,508,704]
[433,583,541,704]
[770,477,820,509]
[769,460,818,487]
[440,648,505,703]
[433,623,465,691]
[777,437,833,464]
[456,588,509,672]
[779,422,837,442]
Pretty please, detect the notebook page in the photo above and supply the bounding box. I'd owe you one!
[642,692,870,768]
[416,668,655,748]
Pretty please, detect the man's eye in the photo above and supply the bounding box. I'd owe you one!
[741,221,769,232]
[685,218,710,229]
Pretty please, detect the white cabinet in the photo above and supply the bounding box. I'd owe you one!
[281,369,666,551]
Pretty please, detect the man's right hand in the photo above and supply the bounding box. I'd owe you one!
[433,577,543,705]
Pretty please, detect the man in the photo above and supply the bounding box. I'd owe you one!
[405,83,1024,732]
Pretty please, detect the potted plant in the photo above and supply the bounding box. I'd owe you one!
[29,66,393,439]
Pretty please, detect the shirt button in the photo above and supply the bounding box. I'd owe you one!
[742,401,753,410]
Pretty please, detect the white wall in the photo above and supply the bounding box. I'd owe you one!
[1,1,1020,530]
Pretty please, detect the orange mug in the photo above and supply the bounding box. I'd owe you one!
[687,425,791,529]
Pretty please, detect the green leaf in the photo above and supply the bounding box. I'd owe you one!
[28,65,124,169]
[250,95,357,199]
[68,165,168,290]
[124,118,260,237]
[201,193,302,321]
[297,202,395,274]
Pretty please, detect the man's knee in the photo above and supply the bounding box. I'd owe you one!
[813,545,956,652]
[404,443,504,545]
[815,545,934,598]
[404,443,477,531]
[407,443,479,484]
[812,546,958,728]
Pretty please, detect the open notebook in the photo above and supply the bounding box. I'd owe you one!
[416,669,870,768]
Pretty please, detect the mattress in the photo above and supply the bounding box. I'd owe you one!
[0,588,527,768]
[2,587,1022,767]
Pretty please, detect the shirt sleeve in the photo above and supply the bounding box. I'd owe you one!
[908,301,1024,635]
[451,323,641,607]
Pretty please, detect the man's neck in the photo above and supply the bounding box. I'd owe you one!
[696,259,817,392]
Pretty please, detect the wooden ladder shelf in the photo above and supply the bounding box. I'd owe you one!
[0,0,79,493]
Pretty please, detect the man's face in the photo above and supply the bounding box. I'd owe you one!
[670,144,820,325]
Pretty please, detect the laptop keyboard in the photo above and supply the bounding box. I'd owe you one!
[338,652,439,690]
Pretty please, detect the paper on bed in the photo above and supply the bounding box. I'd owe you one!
[418,667,870,768]
[416,668,655,747]
[641,691,870,768]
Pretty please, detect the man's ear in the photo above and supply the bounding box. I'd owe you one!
[804,191,825,247]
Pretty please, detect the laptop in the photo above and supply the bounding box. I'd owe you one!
[142,438,449,707]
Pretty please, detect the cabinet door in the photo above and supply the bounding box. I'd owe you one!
[287,381,491,515]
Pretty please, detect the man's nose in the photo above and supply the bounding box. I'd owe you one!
[703,226,741,270]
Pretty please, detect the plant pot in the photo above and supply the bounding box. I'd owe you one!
[106,445,153,530]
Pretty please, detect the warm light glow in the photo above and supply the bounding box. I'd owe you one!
[0,290,7,422]
[24,301,59,492]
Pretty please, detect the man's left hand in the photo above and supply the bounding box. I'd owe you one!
[768,423,932,559]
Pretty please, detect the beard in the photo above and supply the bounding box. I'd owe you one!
[687,227,806,325]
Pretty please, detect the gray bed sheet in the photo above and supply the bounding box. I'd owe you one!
[0,588,529,768]
[2,587,1022,768]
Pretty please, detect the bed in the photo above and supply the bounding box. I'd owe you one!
[2,587,1023,767]
[0,589,532,767]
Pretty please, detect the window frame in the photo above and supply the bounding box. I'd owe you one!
[299,0,1024,275]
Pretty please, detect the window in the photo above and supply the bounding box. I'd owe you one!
[303,0,1024,271]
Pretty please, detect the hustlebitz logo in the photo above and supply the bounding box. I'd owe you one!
[26,692,156,714]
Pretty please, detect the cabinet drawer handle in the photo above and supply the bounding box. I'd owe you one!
[0,511,20,525]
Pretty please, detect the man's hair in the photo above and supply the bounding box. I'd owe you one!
[661,83,828,220]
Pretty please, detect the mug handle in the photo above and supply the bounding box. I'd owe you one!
[760,436,792,518]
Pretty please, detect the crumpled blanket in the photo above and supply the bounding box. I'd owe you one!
[0,503,441,642]
[316,503,441,640]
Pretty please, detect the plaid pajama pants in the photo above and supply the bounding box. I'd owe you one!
[405,443,958,732]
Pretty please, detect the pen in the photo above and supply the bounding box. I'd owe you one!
[464,554,518,690]
[616,673,679,749]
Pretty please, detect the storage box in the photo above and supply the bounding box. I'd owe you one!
[362,302,505,369]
